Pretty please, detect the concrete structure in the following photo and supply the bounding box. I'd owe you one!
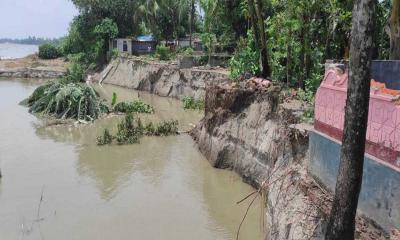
[309,61,400,231]
[310,131,400,231]
[109,36,157,55]
[314,64,400,167]
[110,38,133,54]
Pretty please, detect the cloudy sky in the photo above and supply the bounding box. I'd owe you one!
[0,0,77,39]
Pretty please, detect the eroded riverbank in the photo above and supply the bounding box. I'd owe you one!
[0,79,263,240]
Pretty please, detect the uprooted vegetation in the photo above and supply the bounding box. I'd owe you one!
[26,81,155,122]
[97,113,179,145]
[27,80,110,121]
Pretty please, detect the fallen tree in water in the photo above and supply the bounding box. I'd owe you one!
[27,80,110,121]
[25,81,156,122]
[97,113,179,145]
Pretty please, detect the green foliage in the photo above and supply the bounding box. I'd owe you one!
[182,97,205,110]
[94,18,118,40]
[229,31,260,78]
[154,120,179,136]
[183,47,194,56]
[111,92,118,107]
[201,32,217,62]
[27,81,108,121]
[115,113,142,144]
[65,62,86,83]
[38,44,61,59]
[111,48,120,59]
[155,46,172,61]
[97,114,179,145]
[97,128,113,145]
[113,101,154,114]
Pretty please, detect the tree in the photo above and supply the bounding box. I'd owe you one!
[325,0,376,239]
[389,0,400,59]
[247,0,271,78]
[189,0,196,47]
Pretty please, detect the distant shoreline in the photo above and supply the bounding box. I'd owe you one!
[0,42,38,46]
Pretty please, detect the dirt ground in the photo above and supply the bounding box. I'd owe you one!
[0,54,68,72]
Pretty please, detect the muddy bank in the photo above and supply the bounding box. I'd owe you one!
[0,55,67,78]
[190,84,388,239]
[99,57,229,99]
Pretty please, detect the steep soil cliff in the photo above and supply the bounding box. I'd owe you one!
[190,84,388,240]
[100,57,228,99]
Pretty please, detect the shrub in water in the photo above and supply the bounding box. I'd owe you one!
[154,120,179,136]
[97,128,113,145]
[115,113,143,144]
[38,44,60,59]
[182,97,205,110]
[97,115,179,145]
[113,101,154,114]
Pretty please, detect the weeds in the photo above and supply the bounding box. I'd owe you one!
[182,97,204,110]
[96,128,113,145]
[97,114,179,145]
[113,101,154,114]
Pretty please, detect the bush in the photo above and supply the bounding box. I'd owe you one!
[154,120,179,136]
[38,44,60,59]
[182,97,204,110]
[229,33,260,79]
[113,101,154,114]
[97,128,113,145]
[97,115,179,145]
[155,45,171,61]
[115,113,143,144]
[65,62,86,82]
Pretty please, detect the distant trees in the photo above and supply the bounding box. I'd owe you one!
[0,37,63,46]
[325,0,376,239]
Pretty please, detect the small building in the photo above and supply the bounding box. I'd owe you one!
[178,36,203,51]
[109,35,157,55]
[110,38,133,54]
[132,35,157,54]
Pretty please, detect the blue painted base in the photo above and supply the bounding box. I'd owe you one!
[309,130,400,231]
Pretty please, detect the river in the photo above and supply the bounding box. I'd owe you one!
[0,43,38,59]
[0,79,263,240]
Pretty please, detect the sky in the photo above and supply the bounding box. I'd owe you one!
[0,0,77,39]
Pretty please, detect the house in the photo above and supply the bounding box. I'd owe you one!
[177,36,203,51]
[132,35,157,54]
[109,35,157,55]
[109,38,133,54]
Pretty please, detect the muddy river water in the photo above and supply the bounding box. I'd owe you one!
[0,79,263,240]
